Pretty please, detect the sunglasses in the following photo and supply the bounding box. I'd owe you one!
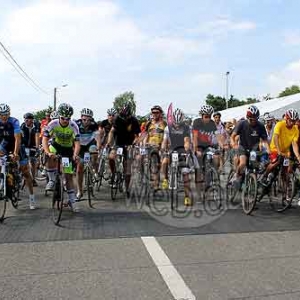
[151,111,160,114]
[203,115,211,119]
[60,117,70,121]
[82,118,91,122]
[108,114,115,117]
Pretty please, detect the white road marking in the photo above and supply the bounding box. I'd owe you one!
[141,236,196,300]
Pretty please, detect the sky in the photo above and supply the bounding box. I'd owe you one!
[1,0,300,121]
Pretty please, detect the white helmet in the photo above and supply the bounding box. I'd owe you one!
[0,103,10,115]
[81,108,93,118]
[199,104,214,116]
[172,108,184,125]
[50,110,59,120]
[285,108,299,121]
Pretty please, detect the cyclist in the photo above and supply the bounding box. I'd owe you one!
[75,108,100,199]
[193,104,222,191]
[161,108,192,206]
[107,102,140,197]
[0,104,36,209]
[230,105,269,188]
[264,113,275,143]
[42,103,80,212]
[20,112,41,186]
[262,108,300,187]
[40,112,51,143]
[99,108,116,146]
[143,105,167,190]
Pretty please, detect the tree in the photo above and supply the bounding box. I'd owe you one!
[33,106,52,121]
[205,94,226,111]
[113,91,136,115]
[278,85,300,97]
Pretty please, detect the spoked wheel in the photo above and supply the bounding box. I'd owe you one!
[203,184,223,211]
[170,168,178,210]
[84,167,94,208]
[226,169,239,204]
[269,172,295,212]
[241,173,257,215]
[110,172,118,200]
[52,175,64,225]
[96,158,105,191]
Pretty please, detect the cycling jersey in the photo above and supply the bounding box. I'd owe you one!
[146,120,166,146]
[75,119,98,146]
[0,117,21,153]
[43,119,80,147]
[163,124,190,152]
[20,121,40,148]
[270,120,299,156]
[193,118,217,149]
[40,118,50,138]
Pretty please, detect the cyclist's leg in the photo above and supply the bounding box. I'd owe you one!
[45,143,58,190]
[76,144,88,198]
[150,149,161,190]
[161,155,169,189]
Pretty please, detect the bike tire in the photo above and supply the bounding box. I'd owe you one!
[170,167,178,210]
[226,169,239,204]
[110,173,118,200]
[52,174,64,225]
[0,177,6,222]
[241,173,257,215]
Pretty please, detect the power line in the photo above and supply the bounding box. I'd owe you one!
[0,40,49,95]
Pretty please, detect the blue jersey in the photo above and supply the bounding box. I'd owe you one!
[0,117,21,153]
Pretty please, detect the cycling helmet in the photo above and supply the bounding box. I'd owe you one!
[57,103,74,118]
[246,105,260,119]
[50,110,59,120]
[264,113,274,121]
[107,108,117,116]
[172,108,184,125]
[24,112,34,119]
[151,105,163,113]
[213,111,221,117]
[199,104,214,116]
[0,103,10,115]
[81,108,93,117]
[285,108,299,121]
[119,102,133,118]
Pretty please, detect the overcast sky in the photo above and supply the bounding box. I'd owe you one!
[1,0,300,121]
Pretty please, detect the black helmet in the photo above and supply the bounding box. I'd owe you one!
[57,103,74,118]
[24,112,34,119]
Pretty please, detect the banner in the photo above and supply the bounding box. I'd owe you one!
[167,103,173,127]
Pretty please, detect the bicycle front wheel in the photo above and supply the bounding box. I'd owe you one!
[52,175,64,225]
[241,173,257,215]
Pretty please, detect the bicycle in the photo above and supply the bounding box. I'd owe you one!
[51,155,74,225]
[96,146,110,191]
[0,155,22,222]
[257,155,295,212]
[110,147,125,200]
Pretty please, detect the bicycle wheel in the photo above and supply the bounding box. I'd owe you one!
[52,174,64,225]
[96,158,105,191]
[0,176,6,222]
[170,167,178,210]
[270,172,295,212]
[226,169,239,204]
[241,173,257,215]
[110,172,118,200]
[85,167,94,208]
[203,183,222,210]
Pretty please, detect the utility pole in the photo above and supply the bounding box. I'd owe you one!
[226,71,230,109]
[53,87,57,110]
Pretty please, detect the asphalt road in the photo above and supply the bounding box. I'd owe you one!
[1,174,300,299]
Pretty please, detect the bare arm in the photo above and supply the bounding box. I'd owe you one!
[14,133,21,155]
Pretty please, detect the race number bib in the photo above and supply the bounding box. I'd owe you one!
[25,148,30,156]
[283,158,289,166]
[250,151,257,161]
[84,152,91,163]
[172,152,178,162]
[117,147,123,155]
[140,147,148,155]
[62,157,70,167]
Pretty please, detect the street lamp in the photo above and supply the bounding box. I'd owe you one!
[53,84,68,110]
[225,71,230,109]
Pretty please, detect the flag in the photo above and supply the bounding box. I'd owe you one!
[167,103,173,127]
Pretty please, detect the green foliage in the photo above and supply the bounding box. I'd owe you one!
[33,106,52,121]
[113,91,136,115]
[205,94,259,111]
[278,85,300,97]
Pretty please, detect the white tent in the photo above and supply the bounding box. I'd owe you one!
[218,93,300,122]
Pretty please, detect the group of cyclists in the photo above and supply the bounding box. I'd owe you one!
[0,98,300,213]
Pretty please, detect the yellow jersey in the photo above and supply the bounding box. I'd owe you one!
[270,120,299,155]
[146,120,167,146]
